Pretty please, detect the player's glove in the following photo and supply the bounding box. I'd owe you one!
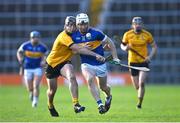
[145,56,151,63]
[110,58,121,65]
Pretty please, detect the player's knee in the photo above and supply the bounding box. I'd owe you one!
[68,75,78,86]
[135,86,139,90]
[28,88,33,92]
[48,90,55,96]
[47,89,56,96]
[33,83,40,89]
[67,73,76,81]
[87,77,94,86]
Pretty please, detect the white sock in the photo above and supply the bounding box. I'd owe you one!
[98,103,103,107]
[32,96,38,107]
[33,96,38,104]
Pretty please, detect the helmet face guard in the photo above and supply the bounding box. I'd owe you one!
[30,31,41,38]
[64,16,76,34]
[65,16,76,26]
[132,17,143,33]
[132,17,143,25]
[76,13,89,34]
[30,31,41,45]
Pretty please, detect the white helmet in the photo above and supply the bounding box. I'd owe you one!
[65,16,76,25]
[76,13,89,25]
[132,16,143,24]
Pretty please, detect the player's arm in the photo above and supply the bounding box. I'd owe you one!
[17,45,25,75]
[70,43,105,62]
[120,38,131,52]
[102,36,120,63]
[17,45,24,66]
[61,35,105,62]
[145,41,157,62]
[120,42,130,51]
[120,32,131,51]
[41,51,49,67]
[40,46,49,67]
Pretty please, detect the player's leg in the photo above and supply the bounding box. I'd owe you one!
[24,69,33,102]
[131,76,139,90]
[81,63,106,114]
[45,64,60,117]
[130,67,141,108]
[32,68,43,107]
[98,76,111,97]
[137,71,147,108]
[95,63,110,97]
[61,63,85,113]
[97,76,112,112]
[129,63,140,90]
[82,67,101,102]
[46,78,59,116]
[47,78,57,106]
[131,75,142,109]
[94,63,112,112]
[61,64,78,102]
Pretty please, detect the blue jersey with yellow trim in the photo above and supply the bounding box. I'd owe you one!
[71,28,106,65]
[18,41,48,69]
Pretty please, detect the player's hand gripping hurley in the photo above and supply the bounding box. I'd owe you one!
[113,35,150,62]
[105,55,150,72]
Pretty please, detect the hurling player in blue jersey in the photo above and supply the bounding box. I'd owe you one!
[17,31,48,107]
[71,13,120,114]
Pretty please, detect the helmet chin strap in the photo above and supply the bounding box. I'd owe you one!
[32,41,39,46]
[79,28,88,35]
[134,27,142,33]
[80,30,87,35]
[64,25,74,35]
[135,29,142,33]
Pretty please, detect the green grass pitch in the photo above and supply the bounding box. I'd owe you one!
[0,85,180,122]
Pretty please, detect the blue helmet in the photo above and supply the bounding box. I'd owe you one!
[30,31,41,38]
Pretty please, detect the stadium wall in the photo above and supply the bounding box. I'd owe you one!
[0,73,131,86]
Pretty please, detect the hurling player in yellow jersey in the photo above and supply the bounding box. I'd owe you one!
[45,16,105,117]
[121,17,157,109]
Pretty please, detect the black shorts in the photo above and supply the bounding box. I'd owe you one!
[129,62,149,76]
[45,61,71,79]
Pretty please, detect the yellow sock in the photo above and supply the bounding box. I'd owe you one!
[48,102,54,109]
[72,98,79,105]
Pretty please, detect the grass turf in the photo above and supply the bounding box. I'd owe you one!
[0,85,180,122]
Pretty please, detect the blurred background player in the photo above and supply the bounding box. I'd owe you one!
[120,17,157,109]
[17,31,48,107]
[71,13,120,114]
[45,16,105,117]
